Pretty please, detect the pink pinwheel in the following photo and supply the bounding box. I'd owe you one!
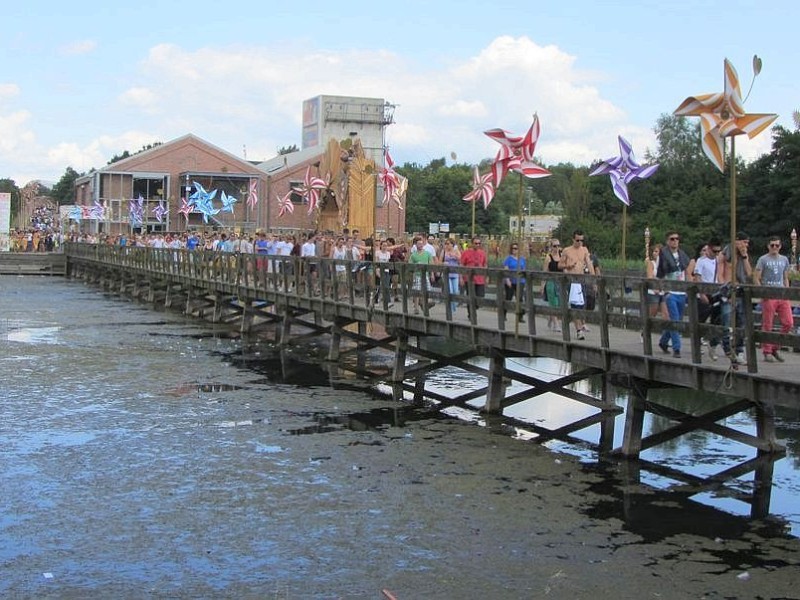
[674,58,777,172]
[298,166,328,215]
[378,149,400,206]
[276,191,295,217]
[485,115,551,187]
[178,198,193,222]
[463,166,496,209]
[246,178,259,209]
[589,136,659,206]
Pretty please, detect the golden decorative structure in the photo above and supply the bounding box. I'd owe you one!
[644,226,651,262]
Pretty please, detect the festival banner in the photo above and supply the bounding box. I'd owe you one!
[0,192,11,252]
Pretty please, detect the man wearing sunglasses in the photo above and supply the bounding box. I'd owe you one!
[656,231,695,358]
[558,229,594,340]
[754,236,792,363]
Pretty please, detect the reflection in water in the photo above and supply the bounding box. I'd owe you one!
[361,352,799,536]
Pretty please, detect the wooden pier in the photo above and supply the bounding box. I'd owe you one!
[0,252,66,276]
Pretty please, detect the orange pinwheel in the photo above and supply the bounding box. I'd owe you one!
[674,58,777,172]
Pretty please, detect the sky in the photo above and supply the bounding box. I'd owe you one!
[1,0,797,186]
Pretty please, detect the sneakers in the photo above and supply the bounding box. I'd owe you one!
[673,350,681,359]
[576,330,585,340]
[709,346,719,361]
[737,352,746,364]
[658,341,670,354]
[765,350,785,363]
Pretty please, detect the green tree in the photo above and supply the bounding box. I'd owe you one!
[277,144,298,155]
[107,142,162,165]
[0,178,21,221]
[50,167,81,205]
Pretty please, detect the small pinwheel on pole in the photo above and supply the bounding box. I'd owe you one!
[462,166,495,237]
[674,55,777,366]
[589,136,659,268]
[484,114,551,242]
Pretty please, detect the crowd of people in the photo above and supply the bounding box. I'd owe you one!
[64,226,800,365]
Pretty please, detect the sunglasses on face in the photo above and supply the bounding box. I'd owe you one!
[574,238,584,243]
[669,236,680,241]
[770,243,781,248]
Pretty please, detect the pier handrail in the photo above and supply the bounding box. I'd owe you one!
[65,242,800,375]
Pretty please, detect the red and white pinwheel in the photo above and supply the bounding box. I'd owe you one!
[277,191,295,217]
[484,115,551,187]
[299,166,329,215]
[463,166,496,209]
[378,149,401,206]
[246,178,259,209]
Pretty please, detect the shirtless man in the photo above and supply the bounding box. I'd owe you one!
[558,229,594,340]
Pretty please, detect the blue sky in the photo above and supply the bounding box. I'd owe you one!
[1,0,796,185]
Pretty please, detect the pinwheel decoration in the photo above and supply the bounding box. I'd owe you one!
[298,166,328,215]
[463,166,496,209]
[484,114,551,187]
[246,178,259,209]
[674,57,777,172]
[276,191,295,217]
[189,181,220,224]
[220,191,238,214]
[178,198,193,222]
[129,196,145,226]
[68,206,83,221]
[378,149,401,206]
[90,201,106,220]
[589,136,659,206]
[152,200,168,223]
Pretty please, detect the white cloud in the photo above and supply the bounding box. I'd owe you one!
[0,83,20,100]
[60,40,97,56]
[119,87,160,114]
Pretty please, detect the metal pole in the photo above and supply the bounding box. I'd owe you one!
[729,136,738,363]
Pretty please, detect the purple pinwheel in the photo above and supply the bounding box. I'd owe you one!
[129,195,145,226]
[152,200,168,223]
[484,115,551,188]
[220,191,238,214]
[90,201,105,220]
[463,166,496,209]
[589,136,659,206]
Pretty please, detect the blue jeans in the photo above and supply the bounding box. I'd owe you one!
[448,274,459,313]
[660,293,687,352]
[715,297,745,355]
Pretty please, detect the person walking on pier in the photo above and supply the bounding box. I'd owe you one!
[719,231,753,364]
[441,238,461,314]
[409,236,435,315]
[559,230,594,340]
[503,242,526,323]
[544,238,563,332]
[656,230,695,358]
[754,235,792,363]
[460,237,487,319]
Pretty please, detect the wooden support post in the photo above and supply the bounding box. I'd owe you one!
[599,375,619,455]
[357,321,367,372]
[484,349,506,414]
[751,451,776,519]
[620,379,647,457]
[392,332,409,382]
[328,320,343,362]
[279,309,292,345]
[755,400,780,451]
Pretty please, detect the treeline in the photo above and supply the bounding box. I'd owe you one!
[398,114,800,259]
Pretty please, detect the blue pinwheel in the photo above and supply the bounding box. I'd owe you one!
[129,195,145,226]
[220,191,238,214]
